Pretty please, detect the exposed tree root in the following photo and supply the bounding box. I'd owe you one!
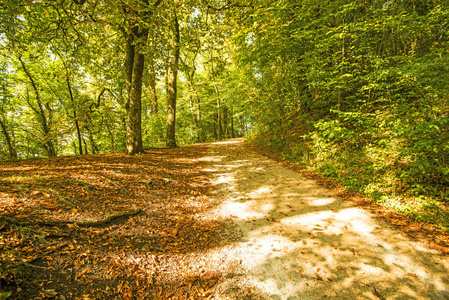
[10,243,69,269]
[0,208,143,229]
[50,188,78,209]
[76,208,143,227]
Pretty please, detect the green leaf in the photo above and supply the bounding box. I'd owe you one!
[0,292,12,300]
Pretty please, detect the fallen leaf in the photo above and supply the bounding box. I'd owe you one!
[406,273,419,280]
[41,289,58,298]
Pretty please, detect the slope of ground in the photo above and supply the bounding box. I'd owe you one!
[0,138,448,299]
[0,145,236,299]
[204,139,449,300]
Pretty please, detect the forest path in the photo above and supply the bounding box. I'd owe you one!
[204,138,449,300]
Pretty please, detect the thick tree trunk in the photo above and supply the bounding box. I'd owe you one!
[166,12,180,148]
[0,118,17,160]
[124,26,146,155]
[124,27,137,95]
[121,1,163,155]
[126,44,145,155]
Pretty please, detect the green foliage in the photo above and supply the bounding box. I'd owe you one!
[240,0,449,230]
[0,0,251,159]
[0,292,12,300]
[1,0,447,230]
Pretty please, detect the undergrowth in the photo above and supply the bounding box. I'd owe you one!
[248,109,449,231]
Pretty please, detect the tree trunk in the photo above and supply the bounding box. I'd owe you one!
[83,138,88,155]
[18,56,56,157]
[231,105,235,138]
[0,118,17,160]
[216,95,223,140]
[166,11,180,148]
[223,105,229,139]
[85,126,98,154]
[66,77,83,155]
[184,55,203,142]
[187,80,202,142]
[196,95,203,142]
[212,113,218,140]
[74,113,83,155]
[124,27,146,155]
[148,64,158,114]
[209,47,223,140]
[122,0,163,154]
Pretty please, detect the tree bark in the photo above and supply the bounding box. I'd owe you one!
[124,26,138,96]
[122,0,163,154]
[215,90,223,140]
[0,118,17,160]
[209,47,223,140]
[148,63,158,114]
[231,104,235,138]
[18,56,56,157]
[187,78,202,142]
[166,11,180,148]
[85,125,98,154]
[223,105,228,138]
[124,25,146,155]
[126,40,146,155]
[183,51,203,142]
[66,77,83,155]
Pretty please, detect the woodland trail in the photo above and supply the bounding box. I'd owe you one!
[204,138,449,300]
[1,138,448,299]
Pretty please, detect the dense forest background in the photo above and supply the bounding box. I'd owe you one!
[0,0,448,228]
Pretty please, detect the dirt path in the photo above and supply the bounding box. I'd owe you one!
[204,139,449,300]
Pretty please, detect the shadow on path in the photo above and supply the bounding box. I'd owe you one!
[204,138,449,300]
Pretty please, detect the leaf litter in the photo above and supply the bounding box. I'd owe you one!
[0,144,246,299]
[2,139,449,300]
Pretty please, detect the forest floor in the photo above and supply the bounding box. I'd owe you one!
[1,138,449,299]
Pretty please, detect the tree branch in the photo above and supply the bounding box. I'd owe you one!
[206,0,254,11]
[153,0,164,7]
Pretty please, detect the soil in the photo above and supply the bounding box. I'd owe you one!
[1,138,448,299]
[203,138,449,300]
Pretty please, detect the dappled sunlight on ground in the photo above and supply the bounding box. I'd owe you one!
[204,138,449,300]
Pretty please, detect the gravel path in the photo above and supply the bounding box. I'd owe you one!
[204,138,449,300]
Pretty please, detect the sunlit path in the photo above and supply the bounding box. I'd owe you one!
[205,138,449,300]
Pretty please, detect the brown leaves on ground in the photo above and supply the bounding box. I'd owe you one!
[0,145,235,299]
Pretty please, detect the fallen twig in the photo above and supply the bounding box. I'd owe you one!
[373,287,387,300]
[50,188,77,209]
[98,174,123,189]
[10,242,69,269]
